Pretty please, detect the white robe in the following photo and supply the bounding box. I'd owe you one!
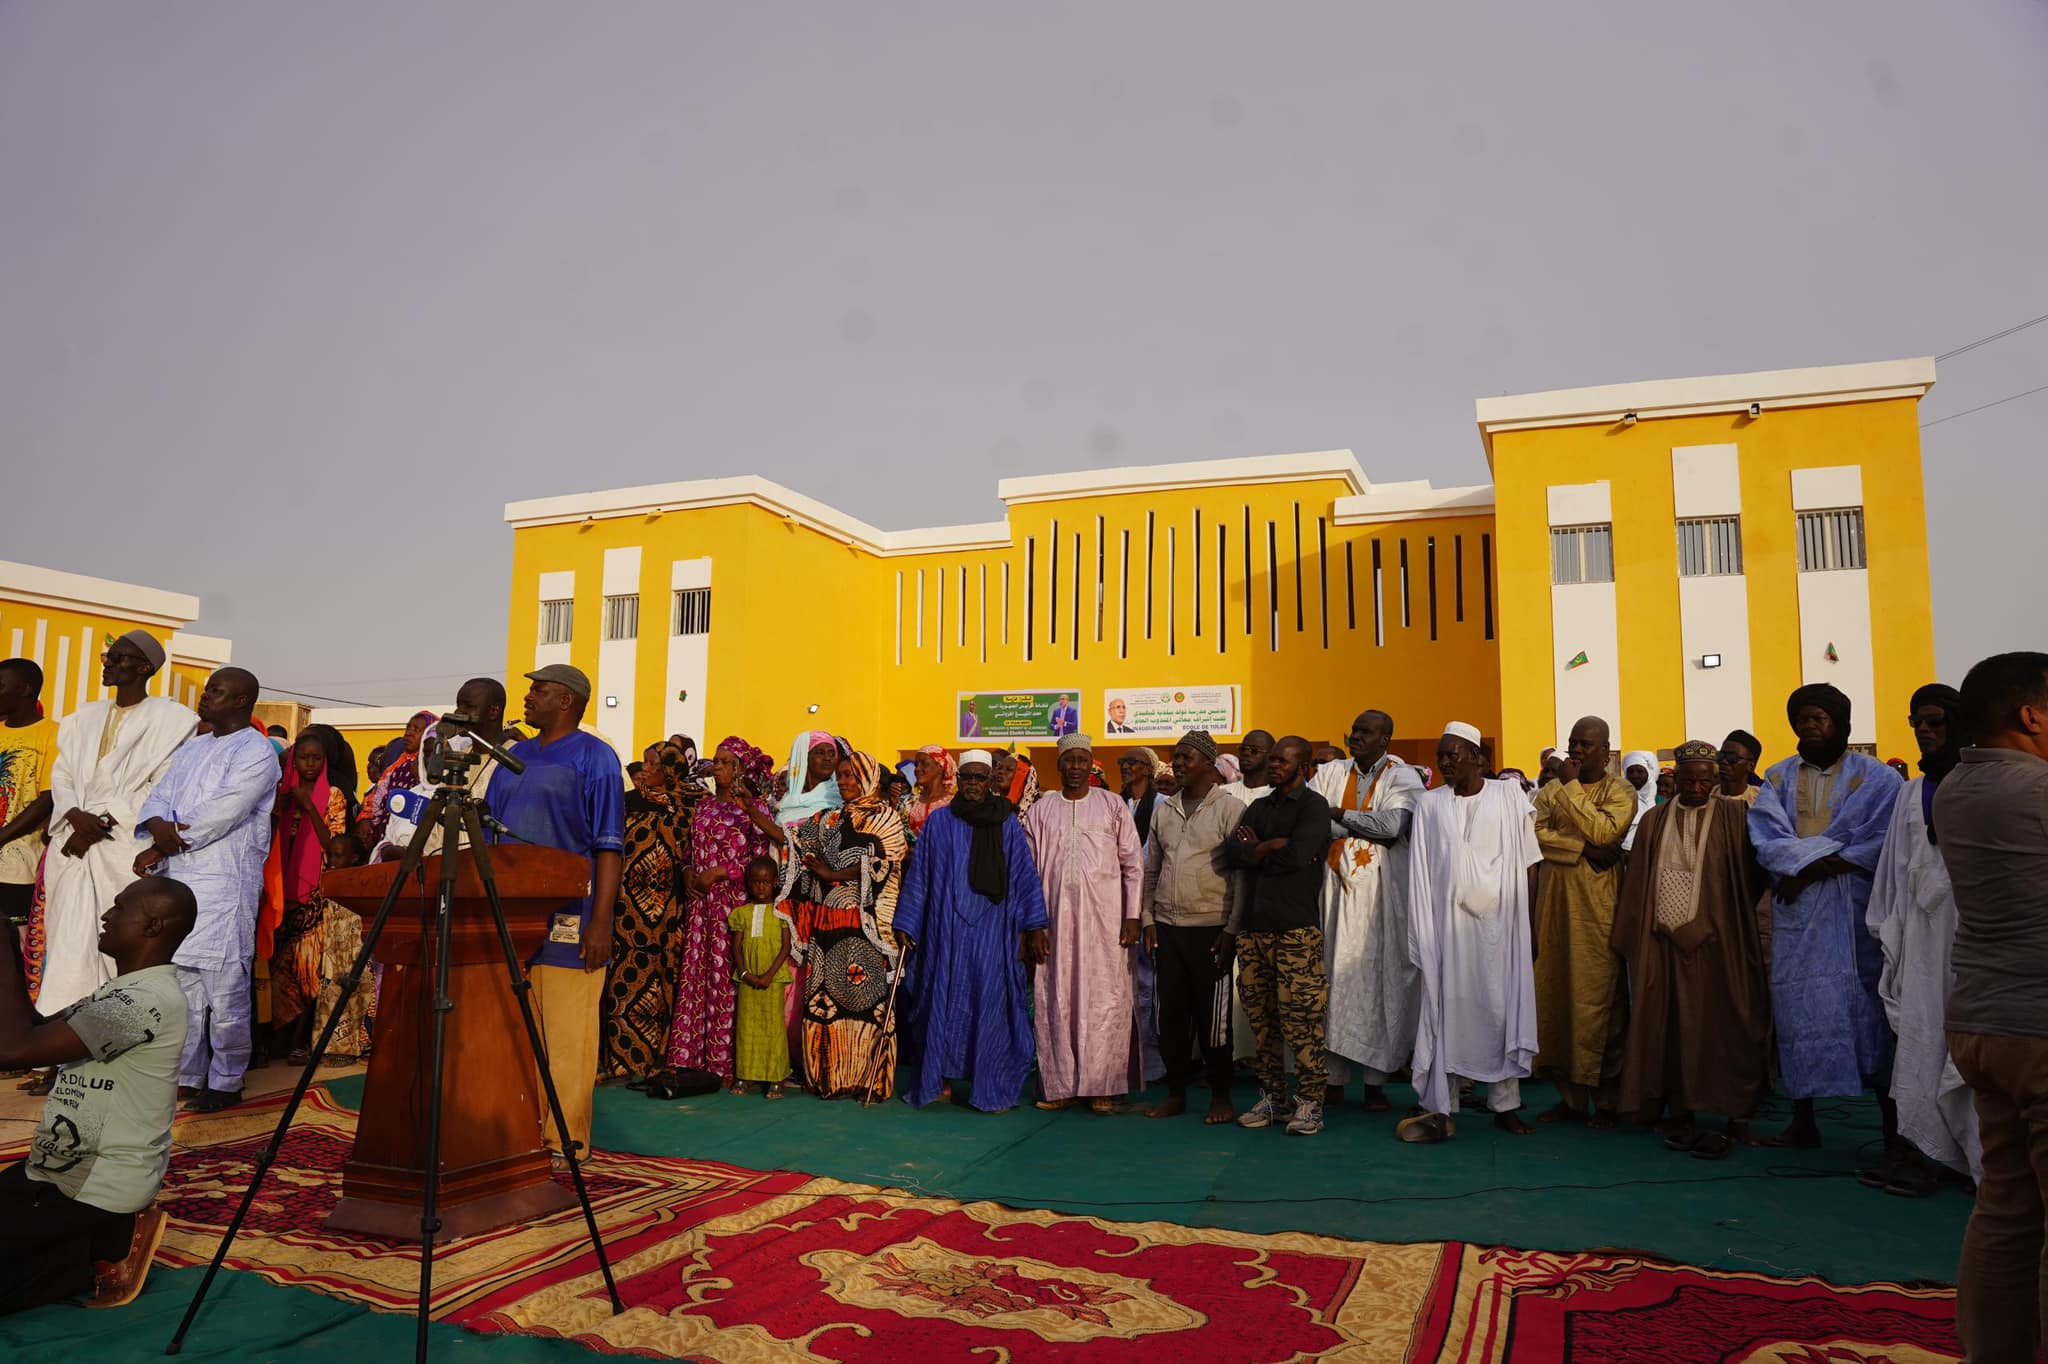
[1868,776,1982,1179]
[1407,778,1541,1117]
[1312,755,1424,1074]
[38,696,196,1013]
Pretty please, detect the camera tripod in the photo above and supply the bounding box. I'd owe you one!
[166,719,623,1362]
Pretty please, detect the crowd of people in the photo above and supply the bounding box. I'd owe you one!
[2,636,2046,1362]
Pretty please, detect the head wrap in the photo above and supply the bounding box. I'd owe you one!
[1673,739,1719,765]
[777,729,848,825]
[1057,732,1093,754]
[1177,729,1219,762]
[117,629,167,675]
[1787,682,1851,736]
[905,744,958,835]
[1910,682,1968,839]
[1442,720,1482,748]
[958,749,993,769]
[840,750,884,814]
[716,736,774,794]
[1723,728,1762,763]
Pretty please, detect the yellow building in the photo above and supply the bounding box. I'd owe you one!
[499,356,1937,774]
[0,560,232,720]
[1480,356,1936,769]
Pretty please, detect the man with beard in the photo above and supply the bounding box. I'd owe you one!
[1399,722,1541,1144]
[896,752,1049,1112]
[1311,709,1423,1113]
[1749,682,1901,1150]
[1611,741,1770,1156]
[1532,715,1637,1127]
[1866,683,1979,1195]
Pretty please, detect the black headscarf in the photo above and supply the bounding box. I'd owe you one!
[949,792,1015,903]
[1788,683,1852,767]
[1910,682,1968,844]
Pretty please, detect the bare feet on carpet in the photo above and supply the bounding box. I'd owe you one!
[1537,1102,1584,1125]
[1146,1094,1186,1119]
[1205,1094,1236,1125]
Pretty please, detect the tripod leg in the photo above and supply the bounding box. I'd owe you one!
[463,803,624,1314]
[410,790,468,1363]
[167,795,448,1356]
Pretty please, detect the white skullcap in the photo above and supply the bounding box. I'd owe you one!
[958,749,993,768]
[1056,732,1093,754]
[1442,721,1483,747]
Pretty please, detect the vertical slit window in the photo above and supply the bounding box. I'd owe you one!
[1094,516,1106,642]
[1317,516,1329,649]
[1266,521,1280,652]
[1242,507,1253,635]
[1398,539,1411,628]
[1372,539,1385,647]
[1049,521,1061,645]
[1216,522,1228,655]
[1192,509,1203,637]
[1167,527,1177,655]
[1024,540,1035,661]
[1292,502,1304,632]
[1481,533,1495,640]
[1345,541,1356,630]
[1071,532,1081,662]
[1426,537,1438,641]
[1454,535,1465,621]
[1145,512,1156,639]
[1119,529,1131,659]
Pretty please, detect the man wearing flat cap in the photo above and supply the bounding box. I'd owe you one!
[38,632,196,1026]
[486,663,623,1163]
[1748,681,1902,1151]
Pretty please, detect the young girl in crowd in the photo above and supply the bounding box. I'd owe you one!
[313,832,374,1062]
[727,855,792,1098]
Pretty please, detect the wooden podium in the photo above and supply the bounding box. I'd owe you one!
[319,846,591,1242]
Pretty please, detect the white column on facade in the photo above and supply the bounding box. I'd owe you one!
[52,634,71,723]
[7,629,22,665]
[1547,481,1622,747]
[76,627,95,710]
[1791,465,1876,743]
[535,570,574,670]
[1672,444,1754,742]
[664,558,712,746]
[30,620,46,674]
[595,546,641,753]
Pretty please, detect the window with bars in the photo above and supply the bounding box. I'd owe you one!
[1550,524,1614,585]
[1797,508,1866,572]
[603,594,639,640]
[671,587,711,635]
[539,599,573,645]
[1677,516,1744,577]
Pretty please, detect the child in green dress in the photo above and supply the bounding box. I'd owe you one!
[727,855,793,1098]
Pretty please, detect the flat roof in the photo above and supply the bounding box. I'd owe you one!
[0,559,202,629]
[1475,356,1936,458]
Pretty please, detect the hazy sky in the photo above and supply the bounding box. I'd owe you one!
[5,2,2044,707]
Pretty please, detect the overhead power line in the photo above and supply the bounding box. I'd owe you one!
[259,684,377,706]
[1938,310,2048,362]
[1921,380,2048,430]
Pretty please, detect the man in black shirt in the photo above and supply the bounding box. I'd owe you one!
[1225,736,1334,1135]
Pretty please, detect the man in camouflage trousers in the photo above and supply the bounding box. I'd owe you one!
[1224,736,1335,1135]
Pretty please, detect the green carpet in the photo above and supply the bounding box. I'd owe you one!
[1,1072,1967,1360]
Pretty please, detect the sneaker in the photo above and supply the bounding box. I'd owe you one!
[1286,1098,1324,1136]
[1237,1094,1287,1129]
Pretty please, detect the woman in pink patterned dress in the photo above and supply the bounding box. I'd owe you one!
[649,736,778,1094]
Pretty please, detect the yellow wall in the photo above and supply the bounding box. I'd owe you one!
[0,598,209,720]
[507,483,1505,762]
[1490,396,1934,769]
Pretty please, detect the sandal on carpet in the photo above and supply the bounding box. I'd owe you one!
[765,1083,787,1101]
[729,1081,751,1096]
[1089,1097,1119,1115]
[1662,1123,1704,1152]
[1034,1098,1079,1111]
[1396,1112,1455,1144]
[1883,1158,1940,1198]
[1690,1131,1735,1160]
[1858,1150,1906,1188]
[188,1088,243,1114]
[19,1072,53,1095]
[87,1207,167,1310]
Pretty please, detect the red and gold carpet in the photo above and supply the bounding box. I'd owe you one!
[13,1091,1963,1362]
